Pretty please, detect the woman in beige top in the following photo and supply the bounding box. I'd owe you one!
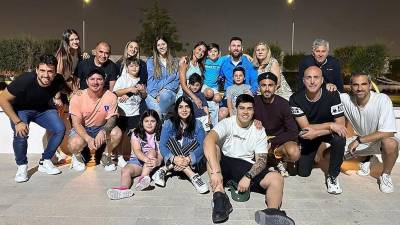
[252,42,292,100]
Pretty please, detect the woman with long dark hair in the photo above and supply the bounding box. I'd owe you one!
[152,96,208,194]
[145,36,179,119]
[177,41,208,108]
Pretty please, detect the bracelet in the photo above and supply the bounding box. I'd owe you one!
[210,171,221,175]
[15,120,23,125]
[355,136,362,144]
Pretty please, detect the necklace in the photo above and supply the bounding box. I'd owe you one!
[305,89,322,102]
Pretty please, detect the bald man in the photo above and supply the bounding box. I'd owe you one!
[75,41,118,91]
[289,66,347,195]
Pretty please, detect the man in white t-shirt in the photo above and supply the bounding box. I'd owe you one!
[204,94,293,225]
[341,73,398,193]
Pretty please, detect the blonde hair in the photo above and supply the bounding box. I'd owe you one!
[252,42,272,68]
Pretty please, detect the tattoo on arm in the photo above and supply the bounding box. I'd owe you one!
[103,115,117,133]
[248,153,268,178]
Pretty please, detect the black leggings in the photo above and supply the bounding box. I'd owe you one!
[297,134,345,178]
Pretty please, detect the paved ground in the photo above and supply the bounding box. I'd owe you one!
[0,154,399,225]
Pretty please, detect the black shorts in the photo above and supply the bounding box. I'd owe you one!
[117,115,140,133]
[220,153,268,193]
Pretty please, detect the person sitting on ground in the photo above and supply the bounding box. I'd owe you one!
[68,69,122,172]
[0,54,67,182]
[184,73,211,132]
[107,110,163,200]
[341,73,399,193]
[289,66,347,194]
[226,67,252,116]
[113,57,147,168]
[152,96,209,194]
[254,72,300,177]
[204,94,293,225]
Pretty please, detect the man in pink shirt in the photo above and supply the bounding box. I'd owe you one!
[68,69,122,172]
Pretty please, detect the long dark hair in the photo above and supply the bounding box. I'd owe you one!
[133,109,162,142]
[171,96,196,140]
[55,29,81,75]
[188,41,208,75]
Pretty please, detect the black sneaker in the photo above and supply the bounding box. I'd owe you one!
[212,192,233,223]
[255,208,295,225]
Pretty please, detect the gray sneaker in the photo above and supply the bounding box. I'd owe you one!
[100,154,116,171]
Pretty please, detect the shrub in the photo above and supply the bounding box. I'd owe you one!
[0,37,59,74]
[283,53,305,71]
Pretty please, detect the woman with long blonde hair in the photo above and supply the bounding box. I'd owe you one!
[252,42,292,100]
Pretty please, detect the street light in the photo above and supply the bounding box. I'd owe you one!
[82,0,91,51]
[287,0,295,55]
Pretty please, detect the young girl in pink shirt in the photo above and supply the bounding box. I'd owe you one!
[107,109,163,200]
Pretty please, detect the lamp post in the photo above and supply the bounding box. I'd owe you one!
[287,0,295,55]
[82,0,91,51]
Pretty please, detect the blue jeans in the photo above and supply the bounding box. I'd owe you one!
[11,109,65,165]
[145,89,176,116]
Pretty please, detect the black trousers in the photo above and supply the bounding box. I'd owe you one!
[297,133,345,178]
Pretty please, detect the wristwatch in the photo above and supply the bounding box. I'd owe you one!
[355,136,362,144]
[244,172,253,180]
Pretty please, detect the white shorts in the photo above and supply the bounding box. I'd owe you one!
[344,136,400,156]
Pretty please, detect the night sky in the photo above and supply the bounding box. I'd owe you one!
[1,0,399,56]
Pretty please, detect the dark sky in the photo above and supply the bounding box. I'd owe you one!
[1,0,399,56]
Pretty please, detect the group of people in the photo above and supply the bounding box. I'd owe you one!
[0,28,398,225]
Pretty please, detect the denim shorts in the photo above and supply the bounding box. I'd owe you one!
[127,156,145,167]
[69,126,104,138]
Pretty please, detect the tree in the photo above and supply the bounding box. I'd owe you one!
[137,1,184,56]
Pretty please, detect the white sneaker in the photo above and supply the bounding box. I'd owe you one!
[135,176,151,191]
[117,155,127,168]
[276,161,289,177]
[100,154,116,172]
[326,176,342,195]
[107,187,134,200]
[357,161,371,176]
[55,150,67,164]
[15,164,28,183]
[71,154,86,172]
[152,168,166,187]
[190,173,209,194]
[379,173,394,193]
[38,159,61,175]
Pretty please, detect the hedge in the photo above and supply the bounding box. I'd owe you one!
[0,37,59,74]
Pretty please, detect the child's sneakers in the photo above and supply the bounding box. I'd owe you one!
[135,176,151,191]
[152,168,166,187]
[107,187,134,200]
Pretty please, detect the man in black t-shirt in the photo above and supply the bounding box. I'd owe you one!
[254,72,300,177]
[289,66,347,195]
[0,54,67,183]
[75,41,118,90]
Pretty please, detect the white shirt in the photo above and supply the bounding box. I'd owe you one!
[212,116,269,163]
[340,91,397,139]
[113,72,141,117]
